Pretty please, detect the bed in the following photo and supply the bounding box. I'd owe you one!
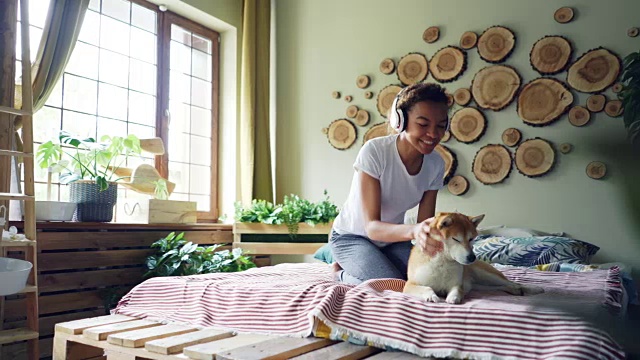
[74,261,626,360]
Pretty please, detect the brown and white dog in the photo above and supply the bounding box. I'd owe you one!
[403,212,544,304]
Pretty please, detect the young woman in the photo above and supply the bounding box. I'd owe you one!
[330,83,449,284]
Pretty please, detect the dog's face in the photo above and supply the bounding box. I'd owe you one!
[432,212,484,265]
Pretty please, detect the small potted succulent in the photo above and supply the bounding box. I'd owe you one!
[36,131,141,222]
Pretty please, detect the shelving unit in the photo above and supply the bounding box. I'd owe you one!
[0,0,39,358]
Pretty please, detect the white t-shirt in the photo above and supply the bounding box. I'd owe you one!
[332,134,445,246]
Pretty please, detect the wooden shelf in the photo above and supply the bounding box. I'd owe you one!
[0,192,35,201]
[0,105,31,117]
[0,328,40,345]
[17,285,38,294]
[0,149,32,157]
[233,242,325,255]
[0,239,37,247]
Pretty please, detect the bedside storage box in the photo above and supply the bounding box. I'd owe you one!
[116,199,198,224]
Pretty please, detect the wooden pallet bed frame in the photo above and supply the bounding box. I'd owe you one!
[52,314,427,360]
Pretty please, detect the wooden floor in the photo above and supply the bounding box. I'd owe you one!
[52,315,429,360]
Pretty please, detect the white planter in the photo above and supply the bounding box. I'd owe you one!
[0,257,33,296]
[35,201,77,221]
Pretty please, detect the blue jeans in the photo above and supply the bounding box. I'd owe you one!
[329,230,413,285]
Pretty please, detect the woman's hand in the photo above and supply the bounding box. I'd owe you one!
[413,218,444,256]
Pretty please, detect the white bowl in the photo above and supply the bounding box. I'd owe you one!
[0,257,33,296]
[35,201,77,221]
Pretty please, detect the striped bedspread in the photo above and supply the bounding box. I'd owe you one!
[113,263,625,360]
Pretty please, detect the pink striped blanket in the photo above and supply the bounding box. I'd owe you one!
[113,263,625,359]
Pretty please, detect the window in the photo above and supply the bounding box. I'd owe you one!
[17,0,220,220]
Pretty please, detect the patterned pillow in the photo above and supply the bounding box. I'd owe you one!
[471,235,600,266]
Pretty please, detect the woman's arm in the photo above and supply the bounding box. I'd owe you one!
[360,171,419,242]
[415,189,444,255]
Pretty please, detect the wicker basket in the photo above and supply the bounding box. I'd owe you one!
[69,181,118,222]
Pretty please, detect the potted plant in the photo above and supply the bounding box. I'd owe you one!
[620,50,640,151]
[36,131,142,222]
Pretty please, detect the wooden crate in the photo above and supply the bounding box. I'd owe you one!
[50,314,426,360]
[233,222,332,255]
[116,199,198,224]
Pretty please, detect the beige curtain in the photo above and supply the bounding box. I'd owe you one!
[14,0,89,148]
[239,0,273,204]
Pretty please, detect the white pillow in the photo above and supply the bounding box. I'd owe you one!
[477,225,564,237]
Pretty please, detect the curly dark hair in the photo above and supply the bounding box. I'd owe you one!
[396,83,449,114]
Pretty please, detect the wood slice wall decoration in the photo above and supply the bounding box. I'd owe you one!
[586,161,606,179]
[364,91,374,99]
[435,144,458,184]
[460,31,478,50]
[453,88,472,106]
[471,65,521,111]
[477,26,516,63]
[326,119,357,150]
[450,107,487,144]
[554,7,574,24]
[346,105,359,118]
[517,78,574,126]
[559,143,573,154]
[530,36,572,75]
[430,46,467,83]
[380,58,395,75]
[447,175,469,195]
[356,75,370,89]
[612,83,623,93]
[377,84,403,117]
[423,26,440,43]
[586,94,606,112]
[605,100,623,117]
[568,105,591,126]
[363,122,390,144]
[397,53,429,85]
[567,47,621,93]
[515,138,555,178]
[355,109,370,126]
[502,128,522,147]
[441,130,451,143]
[472,144,512,185]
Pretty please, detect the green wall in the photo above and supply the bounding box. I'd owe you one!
[274,0,640,277]
[182,0,242,28]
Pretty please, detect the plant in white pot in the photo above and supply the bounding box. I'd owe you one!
[36,131,141,222]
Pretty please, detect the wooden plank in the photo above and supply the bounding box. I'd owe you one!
[0,239,36,247]
[39,249,155,271]
[145,328,233,355]
[183,334,275,360]
[55,315,137,335]
[0,192,34,201]
[234,222,332,235]
[107,324,198,348]
[39,267,146,292]
[83,319,162,341]
[0,105,27,116]
[6,290,108,317]
[290,341,381,360]
[0,149,32,157]
[253,256,271,267]
[0,327,39,345]
[365,351,430,359]
[234,242,324,255]
[217,337,336,360]
[39,309,108,337]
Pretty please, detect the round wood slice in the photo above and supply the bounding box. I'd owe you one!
[472,144,512,185]
[430,46,467,83]
[554,7,574,23]
[356,75,371,89]
[346,105,359,118]
[355,109,370,126]
[460,31,478,49]
[441,130,451,143]
[612,83,623,93]
[446,93,454,108]
[380,58,395,75]
[604,100,623,117]
[530,36,572,75]
[377,84,403,118]
[332,91,341,99]
[567,48,621,93]
[454,88,472,106]
[517,78,574,126]
[364,91,374,99]
[628,27,639,38]
[448,175,469,196]
[559,143,572,154]
[502,128,522,147]
[363,122,390,144]
[568,105,591,126]
[434,144,458,185]
[450,107,487,144]
[515,138,555,178]
[327,119,357,150]
[586,161,606,179]
[477,26,516,63]
[345,95,353,102]
[586,94,606,112]
[397,53,429,85]
[423,26,440,43]
[471,65,521,111]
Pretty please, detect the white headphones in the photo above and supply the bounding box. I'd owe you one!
[389,93,406,132]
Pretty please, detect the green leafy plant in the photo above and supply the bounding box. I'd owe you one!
[36,131,142,191]
[145,232,256,278]
[153,179,169,200]
[620,50,640,150]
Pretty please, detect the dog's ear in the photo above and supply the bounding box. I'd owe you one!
[469,214,485,228]
[439,215,453,229]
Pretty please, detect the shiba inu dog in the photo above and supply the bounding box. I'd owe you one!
[403,212,544,304]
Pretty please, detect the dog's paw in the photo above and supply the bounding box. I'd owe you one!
[445,293,462,304]
[522,285,544,295]
[422,290,441,303]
